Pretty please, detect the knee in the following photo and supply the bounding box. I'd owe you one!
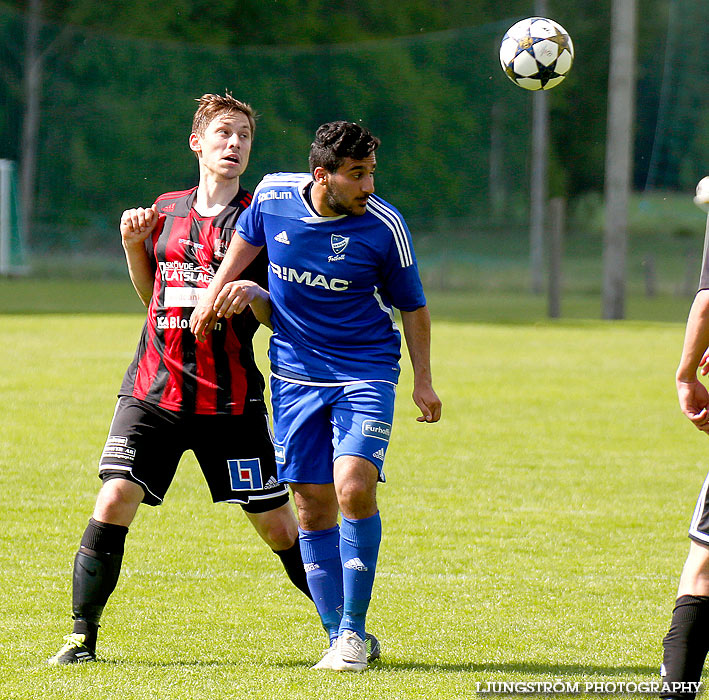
[263,518,298,551]
[683,558,709,584]
[292,484,339,531]
[297,508,336,532]
[93,479,143,526]
[336,478,377,520]
[678,541,709,596]
[334,457,378,519]
[250,507,299,550]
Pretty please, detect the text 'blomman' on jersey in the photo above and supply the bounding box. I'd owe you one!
[269,262,350,291]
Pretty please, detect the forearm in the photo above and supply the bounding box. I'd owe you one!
[677,290,709,382]
[205,236,262,307]
[401,306,433,382]
[400,305,442,422]
[248,287,273,330]
[123,243,154,307]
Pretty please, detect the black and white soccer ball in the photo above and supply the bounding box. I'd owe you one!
[499,17,574,91]
[695,177,709,213]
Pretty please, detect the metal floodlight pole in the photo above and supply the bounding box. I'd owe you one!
[601,0,637,320]
[20,0,42,251]
[0,160,10,275]
[529,0,550,295]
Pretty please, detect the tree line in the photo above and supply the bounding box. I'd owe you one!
[0,0,706,248]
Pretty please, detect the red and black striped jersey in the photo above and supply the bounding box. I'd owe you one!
[119,186,268,415]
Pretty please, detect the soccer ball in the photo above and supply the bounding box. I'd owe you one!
[499,17,574,91]
[695,177,709,213]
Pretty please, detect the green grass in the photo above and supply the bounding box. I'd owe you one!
[0,280,705,698]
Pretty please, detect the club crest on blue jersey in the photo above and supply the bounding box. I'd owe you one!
[227,458,264,490]
[273,444,286,465]
[331,234,350,255]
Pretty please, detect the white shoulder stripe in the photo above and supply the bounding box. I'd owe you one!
[367,197,413,267]
[261,172,308,184]
[372,285,399,331]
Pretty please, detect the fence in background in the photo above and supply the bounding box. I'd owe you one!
[0,2,707,296]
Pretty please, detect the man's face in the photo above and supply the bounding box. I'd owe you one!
[318,154,376,217]
[189,112,252,181]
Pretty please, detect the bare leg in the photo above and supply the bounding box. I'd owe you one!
[245,501,310,599]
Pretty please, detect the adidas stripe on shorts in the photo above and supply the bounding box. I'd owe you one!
[689,471,709,545]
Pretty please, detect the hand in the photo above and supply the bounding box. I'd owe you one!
[214,280,264,318]
[412,381,442,423]
[700,349,709,376]
[677,377,709,433]
[189,299,218,343]
[120,205,159,248]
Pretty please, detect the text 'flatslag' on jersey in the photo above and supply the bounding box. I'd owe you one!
[237,172,426,384]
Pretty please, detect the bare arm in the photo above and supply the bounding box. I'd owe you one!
[218,280,272,330]
[189,235,263,342]
[677,289,709,434]
[120,205,159,307]
[400,306,442,423]
[247,286,272,329]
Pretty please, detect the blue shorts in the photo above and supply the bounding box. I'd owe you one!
[270,377,396,484]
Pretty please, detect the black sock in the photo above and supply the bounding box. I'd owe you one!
[71,518,129,650]
[661,594,709,699]
[274,541,312,601]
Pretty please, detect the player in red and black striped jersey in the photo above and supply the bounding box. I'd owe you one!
[49,94,310,666]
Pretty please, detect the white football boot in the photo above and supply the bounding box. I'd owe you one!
[329,630,368,672]
[311,638,339,670]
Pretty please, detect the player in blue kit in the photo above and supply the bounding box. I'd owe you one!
[191,121,441,672]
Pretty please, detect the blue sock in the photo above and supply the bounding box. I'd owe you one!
[339,512,382,639]
[298,526,343,643]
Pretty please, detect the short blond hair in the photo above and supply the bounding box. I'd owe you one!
[191,92,256,138]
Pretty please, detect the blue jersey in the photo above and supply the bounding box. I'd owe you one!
[237,172,426,384]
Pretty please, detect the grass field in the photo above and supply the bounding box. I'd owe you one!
[1,280,707,699]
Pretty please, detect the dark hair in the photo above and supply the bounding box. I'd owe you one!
[309,121,380,174]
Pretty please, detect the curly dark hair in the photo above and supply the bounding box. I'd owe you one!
[309,121,380,174]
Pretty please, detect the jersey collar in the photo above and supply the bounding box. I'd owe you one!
[298,177,346,223]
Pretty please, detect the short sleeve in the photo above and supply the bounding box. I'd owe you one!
[699,227,709,291]
[379,223,426,311]
[236,194,265,247]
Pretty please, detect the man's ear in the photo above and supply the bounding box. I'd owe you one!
[188,132,201,156]
[313,166,329,185]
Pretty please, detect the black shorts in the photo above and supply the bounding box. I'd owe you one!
[689,472,709,545]
[98,396,289,513]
